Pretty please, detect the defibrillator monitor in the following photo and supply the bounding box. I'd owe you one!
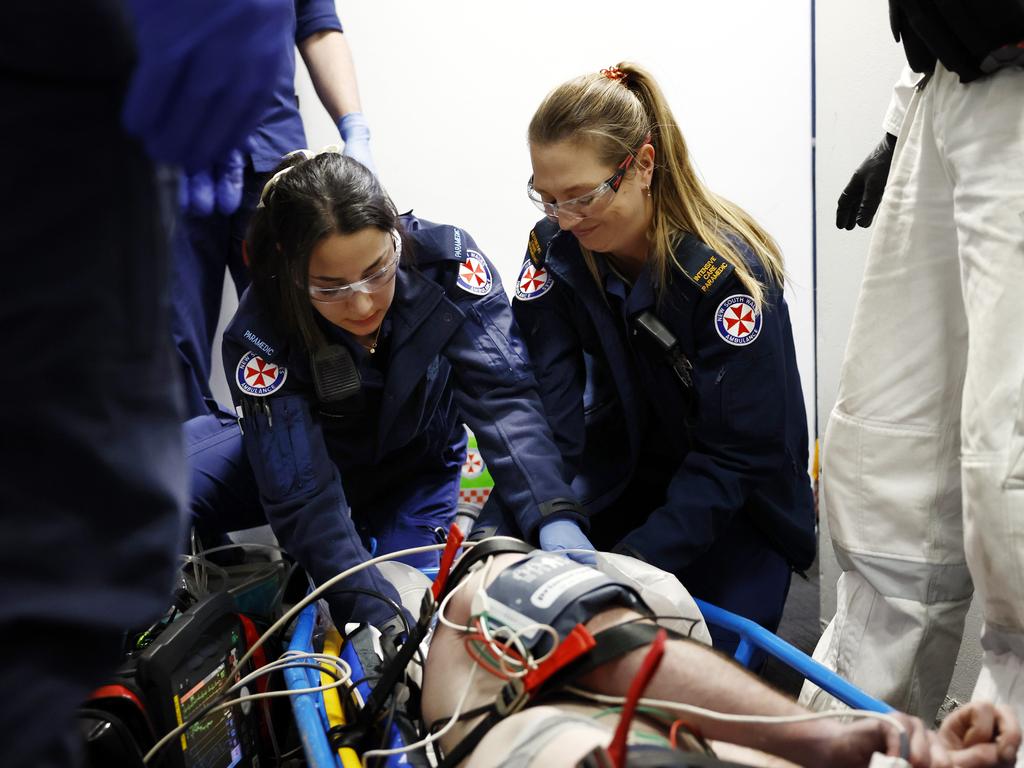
[136,592,259,768]
[168,649,246,767]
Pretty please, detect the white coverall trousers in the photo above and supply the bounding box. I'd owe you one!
[801,62,1024,734]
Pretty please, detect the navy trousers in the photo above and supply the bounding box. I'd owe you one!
[170,165,268,418]
[186,411,461,571]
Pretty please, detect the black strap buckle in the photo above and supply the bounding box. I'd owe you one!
[634,311,692,388]
[495,678,528,716]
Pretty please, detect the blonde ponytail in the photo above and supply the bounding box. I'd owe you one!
[528,61,785,309]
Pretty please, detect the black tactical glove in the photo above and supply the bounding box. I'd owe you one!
[836,133,897,230]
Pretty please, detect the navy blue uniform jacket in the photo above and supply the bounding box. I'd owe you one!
[511,220,815,573]
[249,0,343,171]
[222,216,581,623]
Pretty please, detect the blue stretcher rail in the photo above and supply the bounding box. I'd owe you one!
[285,602,412,767]
[285,603,341,768]
[283,564,891,768]
[694,598,893,713]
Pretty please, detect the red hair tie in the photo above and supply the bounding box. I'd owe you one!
[600,66,627,82]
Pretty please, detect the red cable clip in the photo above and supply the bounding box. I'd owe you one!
[430,523,465,602]
[522,623,597,693]
[607,628,668,768]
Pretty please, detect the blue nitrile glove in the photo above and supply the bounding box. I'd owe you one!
[539,519,597,565]
[338,112,377,176]
[122,0,289,171]
[179,169,213,216]
[179,148,246,216]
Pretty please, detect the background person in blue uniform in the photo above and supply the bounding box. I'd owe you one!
[502,62,816,653]
[0,1,289,766]
[186,151,592,630]
[173,0,377,418]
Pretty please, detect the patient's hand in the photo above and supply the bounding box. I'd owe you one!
[936,702,1020,768]
[821,713,950,767]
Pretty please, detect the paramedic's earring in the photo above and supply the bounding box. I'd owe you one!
[642,185,651,197]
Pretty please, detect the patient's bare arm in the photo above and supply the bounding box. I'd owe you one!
[419,552,1017,768]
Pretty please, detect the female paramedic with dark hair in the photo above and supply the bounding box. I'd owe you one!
[503,63,816,650]
[184,150,593,632]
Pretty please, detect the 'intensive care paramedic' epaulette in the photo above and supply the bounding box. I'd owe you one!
[527,228,544,267]
[675,235,734,295]
[526,218,560,268]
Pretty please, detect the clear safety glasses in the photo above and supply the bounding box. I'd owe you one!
[527,151,637,224]
[307,230,402,304]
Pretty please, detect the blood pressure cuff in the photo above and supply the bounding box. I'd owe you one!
[477,552,650,655]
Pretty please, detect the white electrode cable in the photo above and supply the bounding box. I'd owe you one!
[436,555,489,632]
[564,686,911,760]
[146,542,460,764]
[360,660,481,764]
[233,541,457,675]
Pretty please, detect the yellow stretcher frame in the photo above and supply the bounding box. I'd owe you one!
[321,628,361,768]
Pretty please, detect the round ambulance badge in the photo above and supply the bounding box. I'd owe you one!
[236,352,287,396]
[457,250,492,295]
[515,261,553,301]
[714,294,761,346]
[462,449,485,479]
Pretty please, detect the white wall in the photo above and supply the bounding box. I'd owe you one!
[814,0,982,705]
[295,0,816,444]
[215,1,816,454]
